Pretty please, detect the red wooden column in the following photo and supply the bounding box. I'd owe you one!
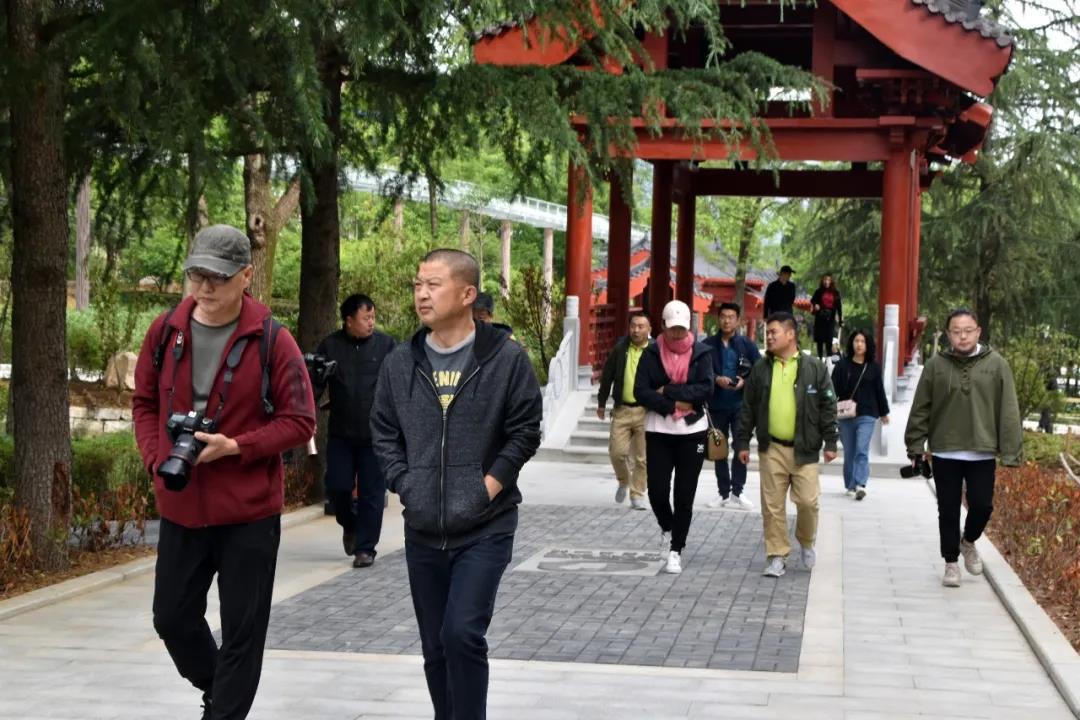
[649,161,674,330]
[880,144,914,371]
[566,161,594,365]
[675,190,696,308]
[608,173,633,336]
[909,160,923,343]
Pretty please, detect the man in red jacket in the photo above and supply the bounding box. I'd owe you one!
[132,225,316,720]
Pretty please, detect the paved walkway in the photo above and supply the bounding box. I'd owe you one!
[0,460,1074,719]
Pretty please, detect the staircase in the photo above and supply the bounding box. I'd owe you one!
[535,390,889,478]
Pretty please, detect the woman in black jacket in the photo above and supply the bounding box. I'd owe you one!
[633,300,714,575]
[830,330,890,500]
[811,274,843,359]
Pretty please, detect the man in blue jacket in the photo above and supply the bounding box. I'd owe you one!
[371,249,542,720]
[703,303,760,510]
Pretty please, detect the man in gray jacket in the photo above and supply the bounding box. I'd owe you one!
[371,249,542,720]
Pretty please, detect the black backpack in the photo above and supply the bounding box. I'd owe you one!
[151,306,282,416]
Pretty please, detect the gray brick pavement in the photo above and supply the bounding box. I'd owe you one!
[266,505,808,671]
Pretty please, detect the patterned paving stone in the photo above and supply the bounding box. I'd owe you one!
[265,504,809,671]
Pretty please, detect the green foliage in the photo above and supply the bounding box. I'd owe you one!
[1002,332,1077,419]
[501,266,566,383]
[1021,431,1071,470]
[70,432,147,498]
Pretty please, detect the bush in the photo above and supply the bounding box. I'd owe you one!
[1002,333,1073,419]
[989,463,1080,650]
[1022,430,1076,469]
[71,432,147,498]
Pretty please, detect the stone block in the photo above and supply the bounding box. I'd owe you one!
[104,351,138,390]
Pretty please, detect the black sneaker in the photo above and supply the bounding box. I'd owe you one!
[342,530,356,557]
[353,552,375,568]
[201,691,213,720]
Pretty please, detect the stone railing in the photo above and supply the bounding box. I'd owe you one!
[542,297,581,440]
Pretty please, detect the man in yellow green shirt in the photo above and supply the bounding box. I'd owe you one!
[597,313,654,510]
[736,312,838,578]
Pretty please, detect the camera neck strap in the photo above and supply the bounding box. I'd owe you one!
[164,330,249,426]
[208,337,250,426]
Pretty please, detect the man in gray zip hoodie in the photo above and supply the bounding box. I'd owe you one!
[371,249,542,720]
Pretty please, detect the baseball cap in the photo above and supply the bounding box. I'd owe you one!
[183,225,252,277]
[779,265,795,275]
[661,300,692,330]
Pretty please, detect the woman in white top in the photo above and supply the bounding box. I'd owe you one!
[632,300,715,574]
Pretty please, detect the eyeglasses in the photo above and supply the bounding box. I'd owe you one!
[948,327,979,338]
[186,269,234,289]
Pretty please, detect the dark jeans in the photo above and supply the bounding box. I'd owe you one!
[406,533,515,720]
[646,431,707,552]
[325,436,385,556]
[709,407,746,498]
[153,514,280,720]
[932,457,996,563]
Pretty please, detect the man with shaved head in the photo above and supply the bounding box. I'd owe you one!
[372,248,543,720]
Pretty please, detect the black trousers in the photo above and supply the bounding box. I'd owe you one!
[646,431,707,552]
[153,514,281,720]
[932,457,996,563]
[325,437,386,556]
[406,533,514,720]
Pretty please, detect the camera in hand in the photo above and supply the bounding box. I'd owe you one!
[303,353,338,385]
[900,454,933,479]
[737,356,754,379]
[158,411,216,491]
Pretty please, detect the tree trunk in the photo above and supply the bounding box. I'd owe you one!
[297,52,342,354]
[427,181,438,238]
[74,174,91,310]
[733,198,762,316]
[244,154,300,303]
[6,0,73,571]
[459,209,471,250]
[500,219,512,298]
[543,227,554,327]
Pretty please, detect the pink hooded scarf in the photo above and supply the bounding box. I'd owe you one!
[657,332,695,419]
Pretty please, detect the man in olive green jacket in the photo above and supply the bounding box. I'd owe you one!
[905,309,1022,588]
[737,313,838,578]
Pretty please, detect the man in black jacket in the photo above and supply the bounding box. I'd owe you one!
[315,294,396,568]
[763,265,797,318]
[371,249,542,720]
[596,312,653,510]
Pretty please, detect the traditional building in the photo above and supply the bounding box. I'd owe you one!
[474,0,1013,375]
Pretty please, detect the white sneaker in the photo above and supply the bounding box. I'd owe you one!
[615,485,628,504]
[762,556,786,577]
[845,489,856,498]
[960,540,984,575]
[800,545,816,571]
[705,494,725,509]
[855,487,866,501]
[728,494,754,511]
[630,496,647,511]
[663,550,682,574]
[943,562,961,587]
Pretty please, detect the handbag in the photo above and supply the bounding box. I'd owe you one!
[836,363,867,420]
[704,410,729,461]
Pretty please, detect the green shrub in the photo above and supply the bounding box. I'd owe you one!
[68,309,105,373]
[1022,430,1075,470]
[71,432,145,498]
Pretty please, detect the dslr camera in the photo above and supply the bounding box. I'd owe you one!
[303,352,338,386]
[157,411,216,491]
[737,355,754,379]
[900,454,933,479]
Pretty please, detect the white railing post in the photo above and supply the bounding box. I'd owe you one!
[541,296,582,440]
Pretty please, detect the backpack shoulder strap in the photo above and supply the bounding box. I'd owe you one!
[151,306,178,371]
[258,316,283,416]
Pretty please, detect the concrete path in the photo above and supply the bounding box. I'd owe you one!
[0,460,1073,719]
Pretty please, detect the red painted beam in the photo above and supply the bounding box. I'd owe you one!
[608,173,633,337]
[630,128,895,162]
[689,169,884,198]
[566,162,594,365]
[649,161,674,331]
